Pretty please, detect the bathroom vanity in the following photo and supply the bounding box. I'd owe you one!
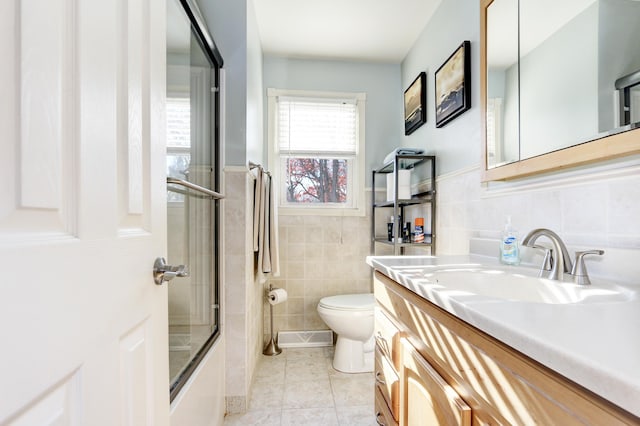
[369,255,640,425]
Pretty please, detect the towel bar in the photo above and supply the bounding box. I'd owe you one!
[166,177,224,199]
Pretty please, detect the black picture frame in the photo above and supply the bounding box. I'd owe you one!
[404,72,427,135]
[435,41,471,128]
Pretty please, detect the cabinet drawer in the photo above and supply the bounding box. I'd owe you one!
[375,386,399,426]
[374,346,400,421]
[375,307,402,369]
[402,339,471,426]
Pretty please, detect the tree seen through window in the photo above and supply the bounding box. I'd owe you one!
[285,158,347,203]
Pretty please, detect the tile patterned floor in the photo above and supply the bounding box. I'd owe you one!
[224,347,376,425]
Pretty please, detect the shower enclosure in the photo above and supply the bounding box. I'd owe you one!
[166,0,223,401]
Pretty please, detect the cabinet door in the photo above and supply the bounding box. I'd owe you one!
[402,340,471,426]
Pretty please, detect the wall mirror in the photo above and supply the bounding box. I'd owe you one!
[481,0,640,181]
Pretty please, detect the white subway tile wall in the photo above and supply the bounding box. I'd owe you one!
[437,165,640,255]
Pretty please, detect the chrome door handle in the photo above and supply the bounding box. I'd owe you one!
[153,257,189,285]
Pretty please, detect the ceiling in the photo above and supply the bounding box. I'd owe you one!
[252,0,442,62]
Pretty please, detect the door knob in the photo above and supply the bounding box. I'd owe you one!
[153,257,189,285]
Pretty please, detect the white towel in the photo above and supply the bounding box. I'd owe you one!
[253,169,263,252]
[269,176,280,277]
[261,173,272,273]
[251,166,280,280]
[383,148,425,165]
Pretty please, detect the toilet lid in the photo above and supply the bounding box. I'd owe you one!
[318,293,375,311]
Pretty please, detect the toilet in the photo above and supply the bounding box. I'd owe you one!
[317,293,375,373]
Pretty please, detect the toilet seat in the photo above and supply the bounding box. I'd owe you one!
[318,293,375,312]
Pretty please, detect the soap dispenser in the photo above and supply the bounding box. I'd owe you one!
[500,216,520,265]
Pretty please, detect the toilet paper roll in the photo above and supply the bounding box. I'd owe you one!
[268,288,288,305]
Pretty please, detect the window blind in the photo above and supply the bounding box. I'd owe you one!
[277,97,357,154]
[166,97,191,148]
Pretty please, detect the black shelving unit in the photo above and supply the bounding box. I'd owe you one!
[371,154,436,255]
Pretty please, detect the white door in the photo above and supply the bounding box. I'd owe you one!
[0,0,169,425]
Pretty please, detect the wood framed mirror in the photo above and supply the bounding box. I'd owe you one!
[481,0,640,182]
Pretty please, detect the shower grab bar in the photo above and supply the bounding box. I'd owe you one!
[167,177,224,199]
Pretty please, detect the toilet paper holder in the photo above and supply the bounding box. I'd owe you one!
[263,284,284,356]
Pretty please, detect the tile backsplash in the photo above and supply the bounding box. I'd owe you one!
[437,161,640,283]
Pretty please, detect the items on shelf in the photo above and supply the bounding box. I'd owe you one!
[386,170,411,201]
[383,148,425,165]
[413,218,425,243]
[371,154,436,255]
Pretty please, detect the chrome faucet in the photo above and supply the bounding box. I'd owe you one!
[522,229,573,281]
[570,250,605,285]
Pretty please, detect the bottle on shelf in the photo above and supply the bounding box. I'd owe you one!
[403,222,411,243]
[413,218,425,243]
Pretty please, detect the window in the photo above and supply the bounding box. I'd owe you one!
[166,96,191,202]
[268,89,366,216]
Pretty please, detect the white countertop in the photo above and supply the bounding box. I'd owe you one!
[367,254,640,418]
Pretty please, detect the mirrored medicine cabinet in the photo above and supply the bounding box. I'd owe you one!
[481,0,640,181]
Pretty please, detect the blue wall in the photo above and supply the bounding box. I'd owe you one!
[198,0,250,166]
[262,56,404,177]
[401,0,481,175]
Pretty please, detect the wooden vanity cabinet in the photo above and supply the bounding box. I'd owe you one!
[402,339,471,425]
[374,308,402,425]
[374,271,640,426]
[374,303,471,426]
[375,386,399,426]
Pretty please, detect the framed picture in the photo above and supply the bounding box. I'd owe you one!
[404,72,426,135]
[435,41,471,128]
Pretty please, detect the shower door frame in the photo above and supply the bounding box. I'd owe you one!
[168,0,224,402]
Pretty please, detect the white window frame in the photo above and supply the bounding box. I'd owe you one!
[267,88,366,216]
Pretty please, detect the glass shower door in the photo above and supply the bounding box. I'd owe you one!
[166,0,222,400]
[166,181,217,386]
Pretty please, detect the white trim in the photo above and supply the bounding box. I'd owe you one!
[267,87,366,102]
[437,157,640,199]
[483,156,640,197]
[267,88,367,217]
[436,164,482,183]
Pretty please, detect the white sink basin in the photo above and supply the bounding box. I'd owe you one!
[418,268,635,304]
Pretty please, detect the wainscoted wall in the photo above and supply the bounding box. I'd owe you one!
[265,191,378,336]
[436,161,640,276]
[223,168,263,414]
